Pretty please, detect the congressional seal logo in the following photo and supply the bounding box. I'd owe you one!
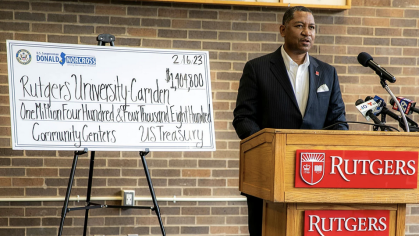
[300,152,325,185]
[16,49,32,65]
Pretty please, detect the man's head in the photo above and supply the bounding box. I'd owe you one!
[280,6,315,56]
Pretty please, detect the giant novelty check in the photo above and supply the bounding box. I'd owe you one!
[7,40,215,151]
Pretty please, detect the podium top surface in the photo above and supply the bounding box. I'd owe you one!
[240,128,419,149]
[241,128,419,142]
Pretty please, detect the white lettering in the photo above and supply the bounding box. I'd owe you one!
[330,156,350,181]
[407,160,416,175]
[329,157,415,179]
[334,217,345,231]
[321,218,333,232]
[345,217,357,231]
[344,159,357,175]
[309,215,324,236]
[395,160,406,175]
[358,160,371,174]
[384,160,394,175]
[368,217,379,231]
[308,215,387,234]
[370,159,383,175]
[358,217,367,231]
[378,217,387,231]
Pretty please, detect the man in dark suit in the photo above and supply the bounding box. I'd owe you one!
[233,6,348,236]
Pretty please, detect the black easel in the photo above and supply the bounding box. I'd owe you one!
[58,34,166,236]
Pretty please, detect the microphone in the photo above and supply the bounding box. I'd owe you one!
[365,95,399,121]
[355,99,383,126]
[365,96,384,116]
[357,52,396,83]
[390,97,419,115]
[365,96,386,131]
[366,95,419,131]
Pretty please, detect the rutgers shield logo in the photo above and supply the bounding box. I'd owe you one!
[300,153,325,185]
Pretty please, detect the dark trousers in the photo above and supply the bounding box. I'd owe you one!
[246,195,263,236]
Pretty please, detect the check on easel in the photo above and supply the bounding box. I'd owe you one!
[7,40,216,151]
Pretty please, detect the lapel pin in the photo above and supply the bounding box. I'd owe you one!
[316,71,319,76]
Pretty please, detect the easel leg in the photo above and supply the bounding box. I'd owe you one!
[58,150,86,236]
[83,151,96,236]
[140,150,166,236]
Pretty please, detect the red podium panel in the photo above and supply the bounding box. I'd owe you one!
[304,210,390,236]
[295,150,418,189]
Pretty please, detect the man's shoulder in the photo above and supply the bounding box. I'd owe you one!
[247,51,277,66]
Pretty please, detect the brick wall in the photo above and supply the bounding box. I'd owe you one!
[0,0,419,235]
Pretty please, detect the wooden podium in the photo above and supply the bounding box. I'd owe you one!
[239,129,419,236]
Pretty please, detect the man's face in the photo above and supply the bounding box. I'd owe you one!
[280,11,316,55]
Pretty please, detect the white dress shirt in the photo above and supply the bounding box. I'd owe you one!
[281,46,310,117]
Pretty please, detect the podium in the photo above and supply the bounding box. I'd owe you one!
[239,129,419,236]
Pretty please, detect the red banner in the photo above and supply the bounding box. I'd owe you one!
[295,150,418,188]
[304,210,390,236]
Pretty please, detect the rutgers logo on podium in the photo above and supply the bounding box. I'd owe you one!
[300,153,325,185]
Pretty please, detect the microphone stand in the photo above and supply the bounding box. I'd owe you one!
[373,113,386,131]
[380,78,409,132]
[380,113,386,125]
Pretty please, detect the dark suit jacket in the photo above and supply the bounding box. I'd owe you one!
[233,46,348,139]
